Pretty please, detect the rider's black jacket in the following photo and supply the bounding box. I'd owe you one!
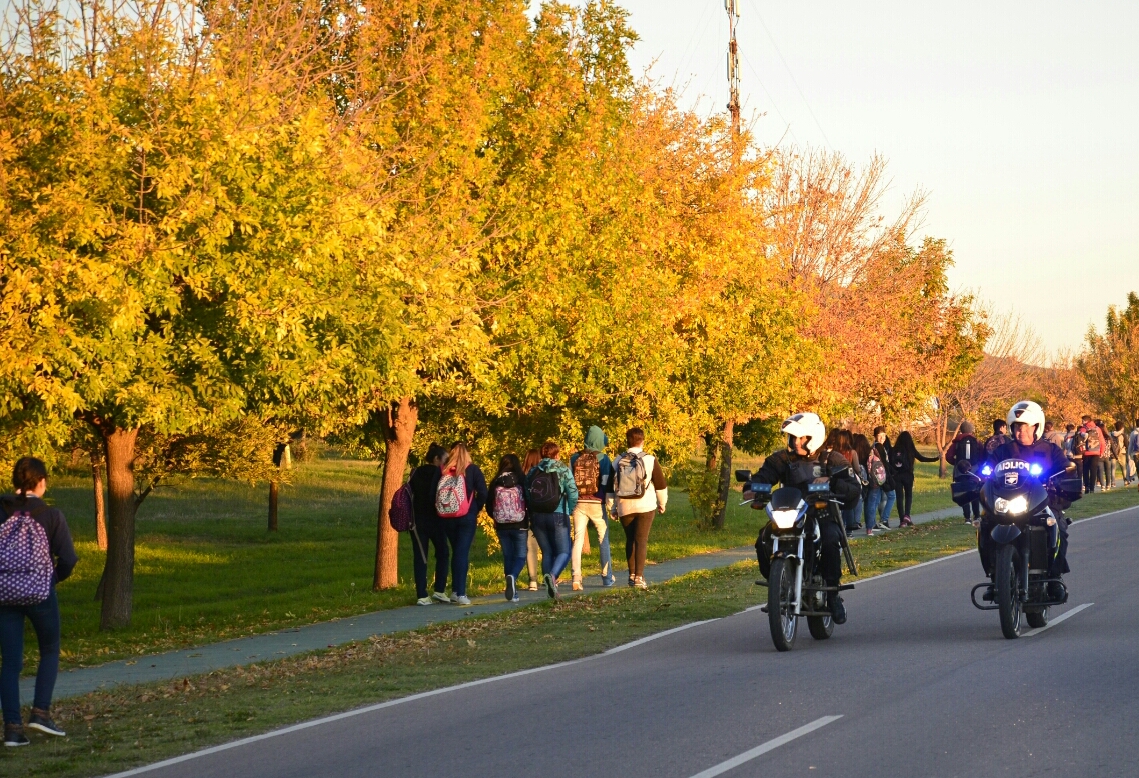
[752,448,862,509]
[990,439,1069,481]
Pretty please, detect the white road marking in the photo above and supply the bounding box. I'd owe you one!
[603,618,720,654]
[687,716,844,778]
[1022,602,1094,637]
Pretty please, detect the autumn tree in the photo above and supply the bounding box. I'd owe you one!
[1081,291,1139,424]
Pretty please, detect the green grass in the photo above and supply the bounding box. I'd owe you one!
[4,514,993,778]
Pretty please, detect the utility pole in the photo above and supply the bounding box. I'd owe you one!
[726,0,741,140]
[714,0,742,531]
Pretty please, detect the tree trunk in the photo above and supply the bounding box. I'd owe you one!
[374,397,418,590]
[99,427,139,630]
[714,419,735,530]
[937,412,950,479]
[703,432,718,472]
[268,481,279,531]
[91,452,107,551]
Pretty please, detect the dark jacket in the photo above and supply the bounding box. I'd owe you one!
[752,448,862,509]
[0,494,78,584]
[486,471,530,530]
[892,438,940,475]
[408,464,442,528]
[990,439,1070,481]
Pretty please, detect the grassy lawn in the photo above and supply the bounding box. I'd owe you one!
[4,513,991,778]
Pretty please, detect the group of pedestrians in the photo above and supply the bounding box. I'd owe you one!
[1061,416,1137,493]
[823,427,937,537]
[404,427,669,605]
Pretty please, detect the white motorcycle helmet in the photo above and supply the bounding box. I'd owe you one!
[1007,400,1046,442]
[781,412,827,455]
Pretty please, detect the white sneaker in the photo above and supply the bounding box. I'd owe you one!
[431,591,450,604]
[634,576,648,590]
[416,596,433,606]
[453,594,471,606]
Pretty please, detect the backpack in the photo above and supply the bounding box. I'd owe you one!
[1110,432,1123,457]
[613,452,648,499]
[1084,427,1102,455]
[572,451,600,497]
[435,468,473,519]
[867,450,888,487]
[0,509,53,606]
[388,481,415,532]
[954,436,975,467]
[491,473,527,524]
[528,467,563,513]
[891,446,905,470]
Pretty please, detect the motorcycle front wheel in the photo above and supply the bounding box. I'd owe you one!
[996,544,1022,639]
[768,557,798,651]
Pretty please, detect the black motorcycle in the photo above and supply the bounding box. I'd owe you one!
[737,471,857,651]
[958,459,1082,638]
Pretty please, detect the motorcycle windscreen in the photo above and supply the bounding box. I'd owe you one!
[769,486,803,511]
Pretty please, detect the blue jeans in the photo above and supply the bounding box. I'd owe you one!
[864,487,883,529]
[410,520,449,599]
[441,514,478,596]
[842,497,863,532]
[531,512,571,580]
[496,527,529,580]
[879,490,896,525]
[0,589,60,723]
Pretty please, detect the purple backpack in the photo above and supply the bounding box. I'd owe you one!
[0,509,53,606]
[388,481,415,532]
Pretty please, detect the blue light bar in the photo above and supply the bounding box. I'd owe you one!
[981,465,992,477]
[1029,463,1043,477]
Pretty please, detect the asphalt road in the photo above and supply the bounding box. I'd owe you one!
[116,505,1139,778]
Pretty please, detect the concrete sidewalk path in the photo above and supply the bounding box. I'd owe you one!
[29,504,961,701]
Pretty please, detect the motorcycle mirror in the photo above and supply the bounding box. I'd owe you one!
[735,469,752,483]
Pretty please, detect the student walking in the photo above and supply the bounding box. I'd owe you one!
[871,427,897,528]
[435,443,487,606]
[1110,422,1128,487]
[607,428,668,589]
[569,426,616,590]
[825,429,863,535]
[1,458,77,747]
[521,449,542,590]
[1076,416,1103,493]
[1128,420,1139,486]
[409,443,451,605]
[526,442,578,599]
[945,421,983,523]
[891,431,940,527]
[853,433,881,534]
[486,454,530,602]
[982,419,1010,461]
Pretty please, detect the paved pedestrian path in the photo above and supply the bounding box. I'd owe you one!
[29,505,962,701]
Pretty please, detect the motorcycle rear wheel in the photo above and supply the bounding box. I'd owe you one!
[807,588,833,639]
[996,544,1022,639]
[768,558,798,651]
[1026,606,1049,629]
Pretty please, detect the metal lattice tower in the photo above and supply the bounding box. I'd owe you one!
[725,0,741,138]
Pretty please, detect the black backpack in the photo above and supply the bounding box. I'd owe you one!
[528,468,563,513]
[954,436,976,466]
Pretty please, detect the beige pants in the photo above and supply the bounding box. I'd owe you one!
[571,501,609,580]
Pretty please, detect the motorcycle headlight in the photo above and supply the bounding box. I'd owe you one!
[994,495,1028,515]
[770,509,801,529]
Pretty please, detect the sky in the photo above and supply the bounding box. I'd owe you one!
[556,1,1139,355]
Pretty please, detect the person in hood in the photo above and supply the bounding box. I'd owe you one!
[568,426,616,590]
[945,420,984,523]
[1,458,77,747]
[527,441,579,599]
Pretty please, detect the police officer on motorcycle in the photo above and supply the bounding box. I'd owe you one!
[746,412,862,624]
[981,400,1072,598]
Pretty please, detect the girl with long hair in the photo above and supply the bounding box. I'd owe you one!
[892,431,940,526]
[486,454,530,601]
[436,443,487,605]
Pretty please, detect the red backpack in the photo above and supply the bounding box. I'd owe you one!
[388,481,414,532]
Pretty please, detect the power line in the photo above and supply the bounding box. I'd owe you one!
[747,0,832,148]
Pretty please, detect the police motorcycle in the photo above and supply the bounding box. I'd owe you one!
[736,470,857,652]
[958,459,1082,639]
